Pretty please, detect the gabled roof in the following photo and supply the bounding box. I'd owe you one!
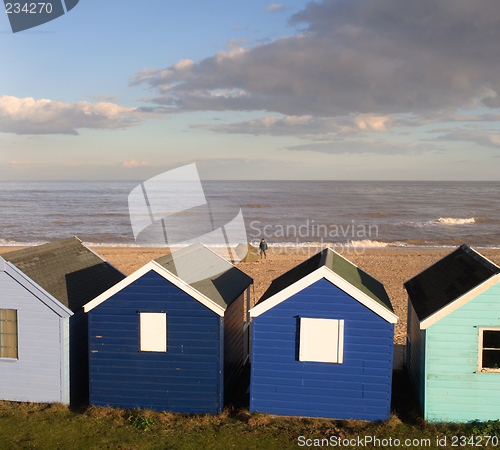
[0,257,72,318]
[154,243,253,310]
[84,243,253,316]
[404,244,500,328]
[1,237,126,313]
[250,248,397,323]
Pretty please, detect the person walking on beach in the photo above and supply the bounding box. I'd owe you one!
[259,238,268,260]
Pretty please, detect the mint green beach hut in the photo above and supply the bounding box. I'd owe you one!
[405,244,500,423]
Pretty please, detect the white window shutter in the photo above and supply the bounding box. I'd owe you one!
[140,313,167,352]
[299,318,344,363]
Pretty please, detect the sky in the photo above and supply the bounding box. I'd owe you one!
[1,0,500,180]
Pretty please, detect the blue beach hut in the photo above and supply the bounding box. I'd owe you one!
[405,244,500,423]
[249,248,397,420]
[0,237,125,405]
[84,242,253,414]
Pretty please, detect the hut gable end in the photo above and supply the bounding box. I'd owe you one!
[88,269,224,414]
[250,277,394,421]
[249,249,396,421]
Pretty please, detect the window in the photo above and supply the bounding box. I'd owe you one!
[479,328,500,372]
[0,309,18,359]
[140,313,167,352]
[299,318,344,363]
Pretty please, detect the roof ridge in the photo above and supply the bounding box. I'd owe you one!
[1,236,82,258]
[81,242,127,277]
[156,242,253,280]
[461,244,500,273]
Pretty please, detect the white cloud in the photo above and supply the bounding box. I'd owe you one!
[190,114,395,139]
[263,4,285,13]
[0,95,163,135]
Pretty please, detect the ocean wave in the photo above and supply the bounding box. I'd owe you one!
[0,238,48,247]
[396,217,484,227]
[434,217,476,225]
[2,238,499,250]
[344,240,392,248]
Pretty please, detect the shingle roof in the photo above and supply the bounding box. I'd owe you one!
[1,237,126,312]
[404,244,500,322]
[258,247,394,313]
[154,243,253,309]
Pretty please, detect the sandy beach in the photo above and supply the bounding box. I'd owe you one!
[2,245,499,345]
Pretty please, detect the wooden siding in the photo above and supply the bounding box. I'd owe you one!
[424,282,500,422]
[0,271,66,404]
[250,278,394,421]
[223,293,245,394]
[406,299,426,415]
[88,270,224,414]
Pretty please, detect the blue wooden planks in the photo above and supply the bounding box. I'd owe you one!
[88,270,224,414]
[250,278,394,421]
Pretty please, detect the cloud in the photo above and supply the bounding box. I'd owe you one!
[0,95,163,135]
[131,0,500,119]
[286,139,443,155]
[263,4,285,13]
[190,114,394,139]
[123,159,152,168]
[430,127,500,148]
[87,93,122,103]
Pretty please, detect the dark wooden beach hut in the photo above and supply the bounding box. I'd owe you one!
[84,242,253,414]
[405,244,500,422]
[249,247,397,420]
[0,237,125,404]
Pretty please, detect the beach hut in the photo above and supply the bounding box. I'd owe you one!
[405,244,500,423]
[249,248,397,420]
[84,242,253,414]
[0,237,125,405]
[234,243,259,263]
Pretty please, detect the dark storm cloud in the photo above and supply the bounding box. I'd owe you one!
[131,0,500,118]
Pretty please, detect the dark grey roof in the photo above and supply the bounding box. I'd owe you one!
[404,244,500,322]
[258,248,394,313]
[1,237,126,312]
[155,243,253,309]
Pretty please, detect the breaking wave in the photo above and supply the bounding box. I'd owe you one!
[434,217,476,225]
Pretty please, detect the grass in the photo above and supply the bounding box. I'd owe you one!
[1,371,499,449]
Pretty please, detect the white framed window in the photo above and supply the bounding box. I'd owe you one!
[479,328,500,372]
[299,317,344,363]
[0,309,18,359]
[140,312,167,352]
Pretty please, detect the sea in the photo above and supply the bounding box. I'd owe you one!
[0,180,499,249]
